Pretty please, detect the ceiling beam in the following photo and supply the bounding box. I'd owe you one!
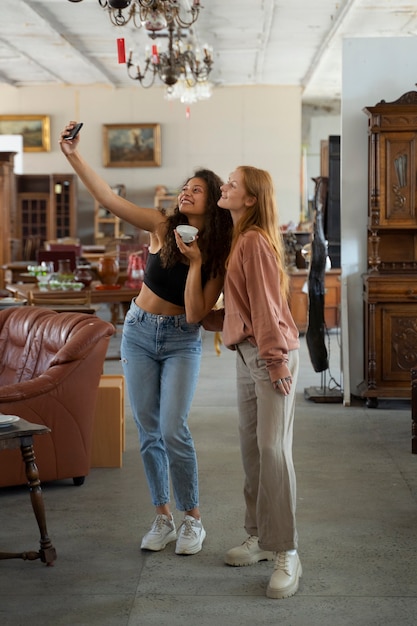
[20,0,117,87]
[254,0,275,80]
[301,0,358,92]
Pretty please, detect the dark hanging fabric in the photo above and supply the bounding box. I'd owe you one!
[306,176,329,373]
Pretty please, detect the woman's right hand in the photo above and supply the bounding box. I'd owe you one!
[59,121,81,155]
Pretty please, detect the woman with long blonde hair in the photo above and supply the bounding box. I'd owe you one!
[218,165,301,599]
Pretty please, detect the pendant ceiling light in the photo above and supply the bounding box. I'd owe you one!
[67,0,202,34]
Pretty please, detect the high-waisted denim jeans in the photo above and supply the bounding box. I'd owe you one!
[121,301,202,512]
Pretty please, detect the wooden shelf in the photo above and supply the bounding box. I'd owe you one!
[94,184,125,244]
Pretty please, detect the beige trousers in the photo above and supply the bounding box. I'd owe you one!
[235,340,299,553]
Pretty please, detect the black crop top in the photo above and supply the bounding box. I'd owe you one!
[143,251,190,307]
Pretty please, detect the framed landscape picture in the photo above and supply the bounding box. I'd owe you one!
[0,115,50,152]
[103,123,161,168]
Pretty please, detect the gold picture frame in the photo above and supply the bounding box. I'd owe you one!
[103,123,161,168]
[0,115,50,152]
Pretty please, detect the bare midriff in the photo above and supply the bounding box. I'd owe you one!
[135,283,186,316]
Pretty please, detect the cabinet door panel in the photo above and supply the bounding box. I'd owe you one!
[379,304,417,383]
[379,133,417,226]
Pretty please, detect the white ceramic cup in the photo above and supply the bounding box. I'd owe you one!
[176,225,198,243]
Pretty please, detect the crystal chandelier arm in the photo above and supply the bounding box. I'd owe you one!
[126,51,158,88]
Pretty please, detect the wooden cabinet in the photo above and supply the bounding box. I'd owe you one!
[361,274,417,404]
[289,269,341,333]
[15,174,77,260]
[361,89,417,405]
[0,152,17,272]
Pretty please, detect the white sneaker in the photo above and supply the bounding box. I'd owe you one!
[225,535,275,566]
[140,514,177,551]
[175,515,206,555]
[266,551,302,599]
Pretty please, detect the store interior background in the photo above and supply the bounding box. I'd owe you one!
[1,36,417,401]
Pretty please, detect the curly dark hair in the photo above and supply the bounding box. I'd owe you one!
[160,168,233,279]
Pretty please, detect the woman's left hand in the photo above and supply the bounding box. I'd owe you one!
[174,229,202,263]
[273,377,292,396]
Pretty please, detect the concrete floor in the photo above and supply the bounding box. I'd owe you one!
[1,320,416,626]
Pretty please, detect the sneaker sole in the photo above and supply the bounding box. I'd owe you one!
[224,551,275,567]
[175,528,207,555]
[141,531,177,551]
[266,563,302,599]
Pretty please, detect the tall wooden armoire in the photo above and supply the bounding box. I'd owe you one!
[360,89,417,407]
[0,152,17,284]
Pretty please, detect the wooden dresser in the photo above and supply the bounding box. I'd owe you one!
[289,269,341,334]
[360,89,417,406]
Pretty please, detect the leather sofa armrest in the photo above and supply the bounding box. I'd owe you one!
[0,370,63,403]
[50,322,114,366]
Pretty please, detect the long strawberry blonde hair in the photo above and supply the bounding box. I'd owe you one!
[227,165,289,298]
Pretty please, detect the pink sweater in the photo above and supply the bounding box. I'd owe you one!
[223,229,299,382]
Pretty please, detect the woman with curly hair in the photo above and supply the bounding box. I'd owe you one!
[60,122,233,556]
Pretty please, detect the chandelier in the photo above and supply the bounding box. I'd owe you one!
[67,1,202,33]
[165,79,212,105]
[126,23,213,88]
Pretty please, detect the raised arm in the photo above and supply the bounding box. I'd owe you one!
[59,121,165,234]
[175,230,224,323]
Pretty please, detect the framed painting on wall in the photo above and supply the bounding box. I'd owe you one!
[0,115,50,152]
[103,123,161,168]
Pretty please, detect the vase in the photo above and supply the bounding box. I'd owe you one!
[74,264,94,288]
[57,259,74,281]
[98,256,119,285]
[125,252,144,289]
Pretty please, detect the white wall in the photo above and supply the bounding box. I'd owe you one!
[342,37,417,398]
[0,84,302,240]
[302,104,341,207]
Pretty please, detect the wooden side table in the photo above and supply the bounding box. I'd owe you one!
[0,417,57,565]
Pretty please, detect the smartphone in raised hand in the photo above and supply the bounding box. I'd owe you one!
[64,122,83,140]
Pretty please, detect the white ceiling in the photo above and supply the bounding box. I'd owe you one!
[1,0,416,108]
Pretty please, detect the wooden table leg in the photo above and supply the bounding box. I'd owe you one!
[20,438,57,565]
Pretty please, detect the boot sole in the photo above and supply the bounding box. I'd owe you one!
[225,551,275,567]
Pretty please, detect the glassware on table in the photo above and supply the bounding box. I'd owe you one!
[57,259,75,287]
[37,261,55,289]
[74,264,94,288]
[125,252,144,289]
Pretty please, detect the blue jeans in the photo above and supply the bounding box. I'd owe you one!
[121,301,202,512]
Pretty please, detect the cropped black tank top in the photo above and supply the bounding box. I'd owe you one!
[143,251,189,307]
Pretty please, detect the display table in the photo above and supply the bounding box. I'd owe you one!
[0,417,57,565]
[6,282,140,325]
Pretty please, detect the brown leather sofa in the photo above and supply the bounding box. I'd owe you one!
[0,307,115,487]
